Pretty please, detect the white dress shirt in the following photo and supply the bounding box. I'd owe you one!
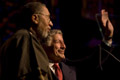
[49,63,56,74]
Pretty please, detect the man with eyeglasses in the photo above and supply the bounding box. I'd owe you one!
[0,2,53,80]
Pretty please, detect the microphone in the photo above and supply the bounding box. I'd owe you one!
[95,13,104,39]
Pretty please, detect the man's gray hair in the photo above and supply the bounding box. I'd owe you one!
[45,29,63,46]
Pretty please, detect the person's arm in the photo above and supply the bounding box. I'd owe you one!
[101,9,114,47]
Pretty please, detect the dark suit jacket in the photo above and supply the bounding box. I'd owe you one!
[51,61,77,80]
[0,29,52,80]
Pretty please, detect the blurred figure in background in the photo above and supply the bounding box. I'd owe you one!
[77,9,120,79]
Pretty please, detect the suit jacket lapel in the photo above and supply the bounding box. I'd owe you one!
[50,70,59,80]
[60,62,76,80]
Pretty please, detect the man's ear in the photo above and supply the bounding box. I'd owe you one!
[32,14,39,24]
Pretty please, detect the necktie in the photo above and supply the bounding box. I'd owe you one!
[53,63,63,80]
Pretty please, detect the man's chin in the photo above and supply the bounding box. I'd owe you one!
[60,55,65,60]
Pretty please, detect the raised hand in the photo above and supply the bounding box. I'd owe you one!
[101,9,114,43]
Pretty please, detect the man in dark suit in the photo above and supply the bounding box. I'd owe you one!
[42,29,76,80]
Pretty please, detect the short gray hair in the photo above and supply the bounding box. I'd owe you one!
[45,29,63,46]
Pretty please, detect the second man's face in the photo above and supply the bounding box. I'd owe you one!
[48,34,66,62]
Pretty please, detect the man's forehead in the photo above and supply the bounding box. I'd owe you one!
[40,6,50,15]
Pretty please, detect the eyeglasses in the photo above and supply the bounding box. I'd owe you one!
[37,13,52,23]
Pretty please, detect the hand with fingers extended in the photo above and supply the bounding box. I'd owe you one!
[101,9,114,44]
